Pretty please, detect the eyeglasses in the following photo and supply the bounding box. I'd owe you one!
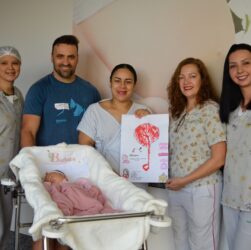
[174,112,187,133]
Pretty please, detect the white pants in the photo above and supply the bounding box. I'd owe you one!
[223,206,251,250]
[168,183,222,250]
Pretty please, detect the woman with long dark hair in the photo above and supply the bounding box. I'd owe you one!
[219,43,251,250]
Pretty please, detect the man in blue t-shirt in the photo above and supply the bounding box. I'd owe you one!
[21,35,101,147]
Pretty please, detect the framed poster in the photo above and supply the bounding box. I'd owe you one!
[120,114,169,183]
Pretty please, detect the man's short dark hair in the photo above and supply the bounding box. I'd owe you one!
[52,35,79,52]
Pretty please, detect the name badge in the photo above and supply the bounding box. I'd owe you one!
[54,103,69,110]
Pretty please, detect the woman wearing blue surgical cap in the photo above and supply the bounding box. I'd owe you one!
[0,46,23,248]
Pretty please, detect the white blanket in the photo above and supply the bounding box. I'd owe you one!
[10,144,168,250]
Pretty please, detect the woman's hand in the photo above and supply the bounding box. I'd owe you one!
[166,142,226,191]
[166,177,188,191]
[134,108,151,118]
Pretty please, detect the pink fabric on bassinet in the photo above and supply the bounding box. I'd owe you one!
[44,178,118,216]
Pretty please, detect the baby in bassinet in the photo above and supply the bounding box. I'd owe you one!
[44,170,117,216]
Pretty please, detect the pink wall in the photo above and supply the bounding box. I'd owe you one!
[73,0,247,113]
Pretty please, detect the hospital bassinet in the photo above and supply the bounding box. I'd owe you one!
[7,143,170,250]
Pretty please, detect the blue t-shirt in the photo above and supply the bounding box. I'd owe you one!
[23,74,101,146]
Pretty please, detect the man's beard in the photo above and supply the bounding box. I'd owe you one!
[54,65,75,79]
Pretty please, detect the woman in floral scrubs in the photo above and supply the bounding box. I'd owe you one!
[220,43,251,250]
[166,57,226,250]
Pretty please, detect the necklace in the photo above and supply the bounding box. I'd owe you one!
[174,112,187,133]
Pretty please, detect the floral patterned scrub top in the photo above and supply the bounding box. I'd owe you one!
[169,101,226,187]
[222,107,251,211]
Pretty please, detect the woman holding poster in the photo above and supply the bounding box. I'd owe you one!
[77,63,150,175]
[166,57,226,250]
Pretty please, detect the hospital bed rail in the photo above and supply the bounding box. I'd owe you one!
[42,211,171,250]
